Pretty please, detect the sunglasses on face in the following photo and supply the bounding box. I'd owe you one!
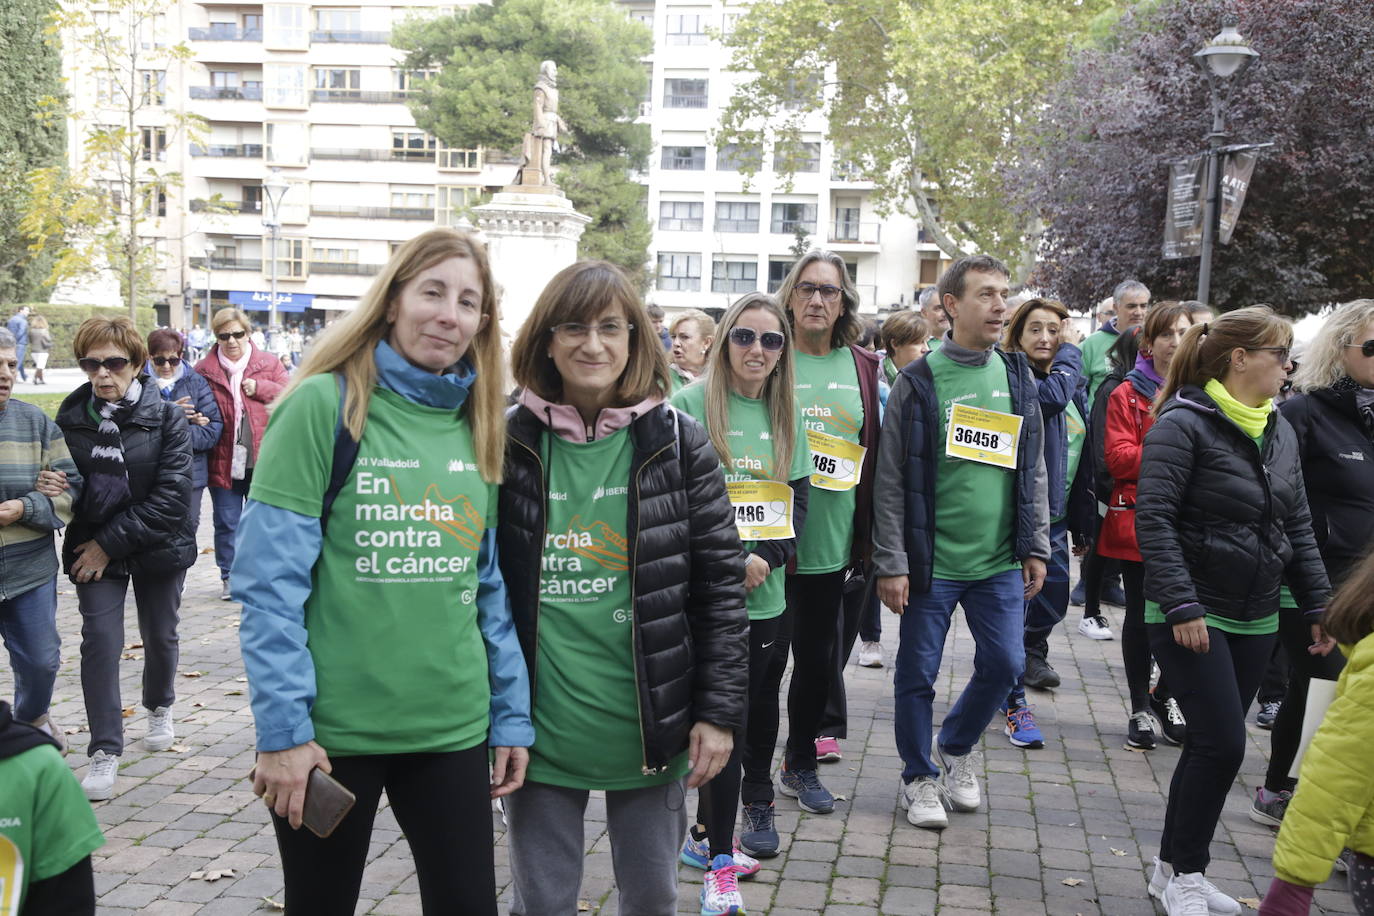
[1346,339,1374,358]
[217,330,247,342]
[728,327,786,351]
[78,357,131,374]
[1247,346,1292,363]
[152,356,181,367]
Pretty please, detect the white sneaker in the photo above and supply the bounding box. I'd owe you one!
[857,641,884,668]
[937,746,981,812]
[1077,615,1115,640]
[145,706,175,751]
[1159,869,1241,916]
[898,777,949,829]
[29,714,67,755]
[82,750,120,801]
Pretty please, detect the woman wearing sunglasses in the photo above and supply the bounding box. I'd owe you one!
[1135,306,1332,915]
[146,329,223,541]
[669,292,811,912]
[54,317,195,801]
[195,308,290,600]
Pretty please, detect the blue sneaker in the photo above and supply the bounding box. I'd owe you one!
[779,764,834,814]
[1069,579,1086,606]
[680,832,760,876]
[738,801,779,858]
[701,854,747,915]
[1003,703,1045,749]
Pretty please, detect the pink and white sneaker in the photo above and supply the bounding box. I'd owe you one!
[815,736,842,762]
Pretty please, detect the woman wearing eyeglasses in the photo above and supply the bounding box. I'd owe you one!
[146,329,223,541]
[55,317,195,801]
[669,292,811,912]
[499,260,747,916]
[1135,306,1332,915]
[195,307,290,600]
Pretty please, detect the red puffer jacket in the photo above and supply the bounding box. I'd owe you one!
[1097,379,1154,561]
[195,345,290,489]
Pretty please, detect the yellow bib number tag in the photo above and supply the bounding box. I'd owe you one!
[806,429,866,491]
[727,480,795,541]
[946,404,1023,470]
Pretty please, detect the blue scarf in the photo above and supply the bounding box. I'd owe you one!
[1126,353,1164,399]
[373,339,473,410]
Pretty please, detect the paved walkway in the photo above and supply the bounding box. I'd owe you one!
[2,507,1358,914]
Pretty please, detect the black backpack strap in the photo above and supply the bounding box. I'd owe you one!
[320,373,360,535]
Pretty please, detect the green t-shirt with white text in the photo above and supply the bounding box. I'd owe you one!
[793,349,865,574]
[1057,399,1087,524]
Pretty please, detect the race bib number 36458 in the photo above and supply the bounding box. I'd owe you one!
[945,404,1022,470]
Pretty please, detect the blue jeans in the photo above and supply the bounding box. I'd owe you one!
[210,478,251,580]
[1024,520,1069,641]
[14,343,26,380]
[0,577,60,722]
[894,568,1024,782]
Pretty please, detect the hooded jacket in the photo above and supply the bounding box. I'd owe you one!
[1097,373,1157,561]
[195,344,289,489]
[147,362,224,490]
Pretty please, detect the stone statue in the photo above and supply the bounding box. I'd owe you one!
[520,60,568,188]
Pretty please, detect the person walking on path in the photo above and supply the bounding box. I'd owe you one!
[195,307,289,600]
[27,315,52,386]
[498,260,747,916]
[235,229,531,915]
[6,306,29,383]
[671,291,812,900]
[873,254,1050,830]
[55,317,195,801]
[146,329,222,541]
[1136,305,1332,916]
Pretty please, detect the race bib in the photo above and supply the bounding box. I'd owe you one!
[946,404,1022,470]
[726,480,795,541]
[806,429,866,491]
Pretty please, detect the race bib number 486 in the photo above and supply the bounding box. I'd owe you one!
[726,480,795,540]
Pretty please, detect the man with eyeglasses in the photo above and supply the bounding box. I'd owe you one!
[873,254,1051,830]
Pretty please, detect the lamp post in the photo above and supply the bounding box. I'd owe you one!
[261,168,290,330]
[1193,19,1259,304]
[202,241,215,331]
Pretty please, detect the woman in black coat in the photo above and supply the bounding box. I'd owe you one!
[55,318,194,803]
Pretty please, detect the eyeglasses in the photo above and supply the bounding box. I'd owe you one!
[152,356,181,367]
[1345,339,1374,358]
[78,356,131,374]
[216,330,247,342]
[1247,346,1292,363]
[793,283,843,303]
[728,327,785,351]
[549,321,634,344]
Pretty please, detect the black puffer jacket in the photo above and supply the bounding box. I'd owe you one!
[1136,384,1329,624]
[56,378,195,578]
[1280,387,1374,590]
[498,403,748,773]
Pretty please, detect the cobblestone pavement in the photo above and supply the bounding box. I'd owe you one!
[2,507,1358,914]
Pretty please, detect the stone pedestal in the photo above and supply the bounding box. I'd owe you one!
[473,187,591,337]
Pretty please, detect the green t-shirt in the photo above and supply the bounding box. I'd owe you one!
[0,744,104,914]
[671,385,812,620]
[928,349,1020,581]
[928,336,943,352]
[249,376,494,756]
[793,349,864,574]
[528,428,688,790]
[1056,400,1087,524]
[1144,598,1278,635]
[1080,329,1118,404]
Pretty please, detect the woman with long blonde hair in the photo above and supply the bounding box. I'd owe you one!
[233,228,531,915]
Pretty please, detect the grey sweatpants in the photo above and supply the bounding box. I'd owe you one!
[77,570,184,756]
[506,778,688,916]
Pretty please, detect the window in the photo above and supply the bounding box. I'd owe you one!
[310,245,358,262]
[436,185,479,226]
[394,69,435,93]
[140,185,168,218]
[139,70,166,105]
[138,13,167,48]
[711,259,757,294]
[264,63,308,107]
[313,67,360,99]
[265,122,309,166]
[94,72,117,106]
[210,70,241,89]
[658,201,703,231]
[663,78,707,109]
[770,202,817,234]
[241,184,263,213]
[714,201,759,233]
[722,11,742,34]
[269,237,306,278]
[657,252,701,291]
[390,186,435,210]
[242,12,263,32]
[264,5,308,49]
[314,8,361,36]
[392,129,436,161]
[716,144,762,172]
[140,127,167,162]
[767,259,791,293]
[660,146,705,171]
[773,141,820,173]
[834,206,860,241]
[437,145,481,170]
[782,74,822,111]
[666,12,707,44]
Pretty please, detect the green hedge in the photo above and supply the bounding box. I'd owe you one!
[10,303,158,369]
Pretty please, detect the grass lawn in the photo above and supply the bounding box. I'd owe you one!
[17,392,67,419]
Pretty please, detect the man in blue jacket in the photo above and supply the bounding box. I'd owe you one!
[6,306,29,382]
[872,255,1051,831]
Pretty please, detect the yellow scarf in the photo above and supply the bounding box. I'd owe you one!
[1205,378,1272,439]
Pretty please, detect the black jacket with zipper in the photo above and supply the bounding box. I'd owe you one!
[1136,384,1330,624]
[498,403,748,773]
[56,378,195,579]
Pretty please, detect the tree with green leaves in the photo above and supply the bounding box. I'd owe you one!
[0,0,66,304]
[393,0,652,284]
[716,0,1116,271]
[22,0,201,320]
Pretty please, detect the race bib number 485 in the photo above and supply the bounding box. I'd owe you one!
[806,429,866,491]
[946,404,1022,470]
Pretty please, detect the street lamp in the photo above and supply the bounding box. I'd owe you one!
[1193,19,1259,304]
[202,240,215,331]
[261,167,291,330]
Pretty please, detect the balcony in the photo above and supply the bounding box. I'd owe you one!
[769,219,818,235]
[663,95,708,109]
[190,144,263,158]
[828,220,881,245]
[310,89,413,104]
[311,205,435,220]
[189,85,263,100]
[309,30,389,43]
[189,199,262,214]
[190,256,263,271]
[189,25,261,41]
[310,147,434,162]
[308,261,383,276]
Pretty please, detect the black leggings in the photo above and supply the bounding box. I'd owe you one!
[1149,624,1275,874]
[1081,518,1119,618]
[697,613,782,858]
[742,609,790,806]
[1119,560,1171,713]
[1264,610,1346,793]
[784,570,846,770]
[271,745,497,915]
[819,573,875,738]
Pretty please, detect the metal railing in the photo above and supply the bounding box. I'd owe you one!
[189,144,263,158]
[714,218,759,233]
[189,256,263,271]
[711,276,758,294]
[188,25,262,41]
[309,30,390,43]
[663,94,708,109]
[769,218,817,234]
[189,199,262,213]
[310,89,412,104]
[310,147,433,162]
[188,86,263,100]
[828,220,882,244]
[308,261,383,276]
[310,205,435,220]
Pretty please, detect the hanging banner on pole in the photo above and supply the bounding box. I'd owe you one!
[1163,155,1206,260]
[1218,151,1258,245]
